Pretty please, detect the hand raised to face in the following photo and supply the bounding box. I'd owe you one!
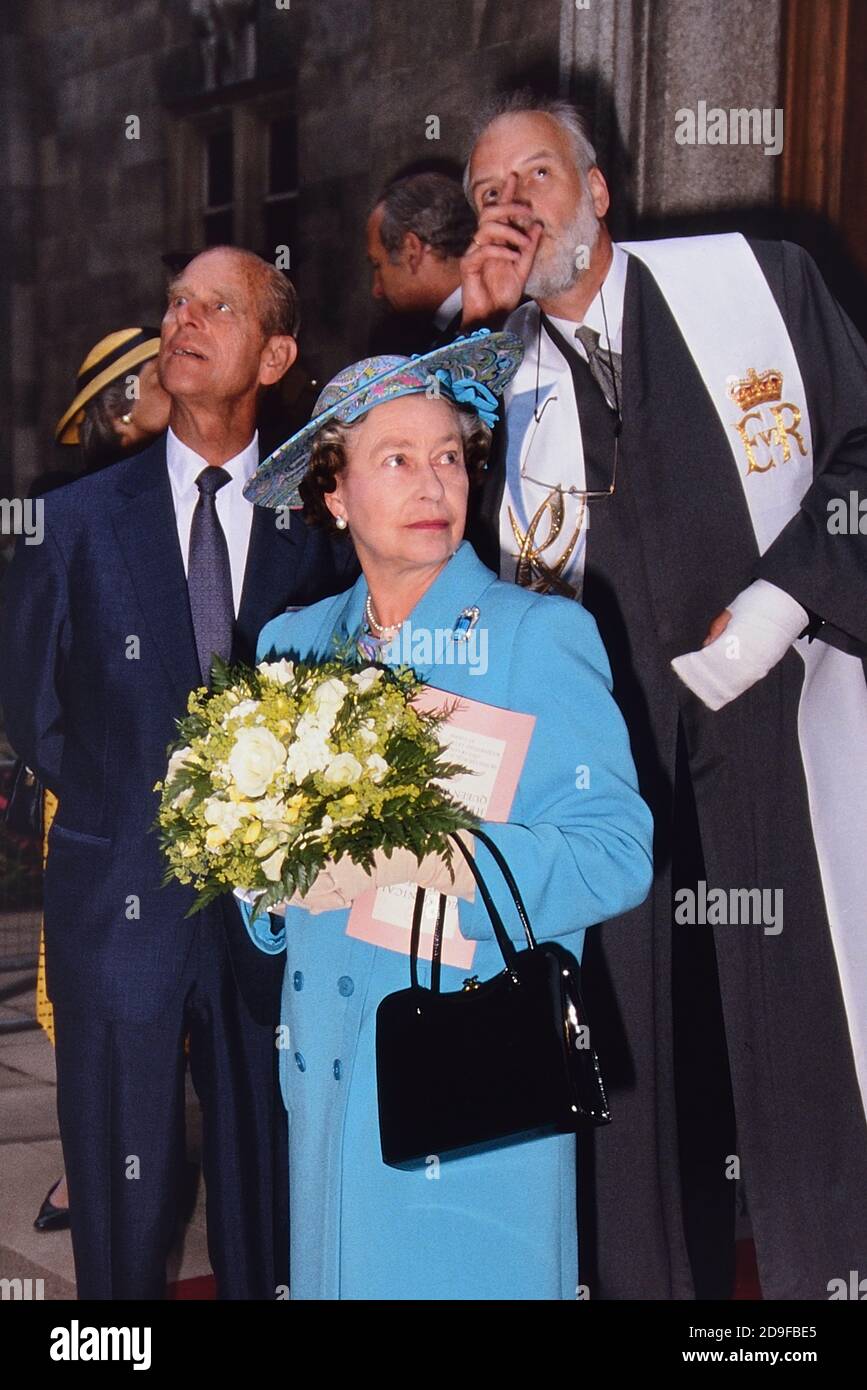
[460,174,543,326]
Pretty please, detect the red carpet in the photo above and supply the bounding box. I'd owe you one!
[167,1273,216,1300]
[733,1239,762,1300]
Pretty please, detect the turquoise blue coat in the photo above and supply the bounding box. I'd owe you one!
[240,541,652,1299]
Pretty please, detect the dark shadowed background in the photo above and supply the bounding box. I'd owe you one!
[1,0,865,497]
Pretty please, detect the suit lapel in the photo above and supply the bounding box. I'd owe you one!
[234,504,307,664]
[111,437,202,706]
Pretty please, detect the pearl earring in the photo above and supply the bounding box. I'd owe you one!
[335,515,348,530]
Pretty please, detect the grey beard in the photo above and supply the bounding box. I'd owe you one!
[525,198,601,302]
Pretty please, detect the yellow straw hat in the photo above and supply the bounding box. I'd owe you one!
[55,327,162,444]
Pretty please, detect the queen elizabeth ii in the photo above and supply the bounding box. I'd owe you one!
[237,330,653,1300]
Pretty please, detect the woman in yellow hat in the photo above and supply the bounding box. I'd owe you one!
[34,329,170,1231]
[54,326,170,468]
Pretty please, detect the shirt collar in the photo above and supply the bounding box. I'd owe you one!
[432,285,463,331]
[546,242,629,355]
[166,426,260,495]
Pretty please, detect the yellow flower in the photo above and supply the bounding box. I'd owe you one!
[205,825,228,849]
[242,819,262,844]
[283,791,307,825]
[261,845,288,882]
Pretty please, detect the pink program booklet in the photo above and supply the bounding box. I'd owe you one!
[346,687,536,967]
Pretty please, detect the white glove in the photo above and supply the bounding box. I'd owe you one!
[671,580,808,711]
[234,834,476,918]
[289,836,477,915]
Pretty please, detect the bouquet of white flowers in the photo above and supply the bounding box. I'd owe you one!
[154,653,477,916]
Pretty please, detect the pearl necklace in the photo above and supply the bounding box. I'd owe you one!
[364,592,404,638]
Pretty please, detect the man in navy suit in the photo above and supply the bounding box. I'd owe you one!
[0,246,357,1299]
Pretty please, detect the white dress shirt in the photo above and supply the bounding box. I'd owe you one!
[498,247,629,596]
[547,241,629,361]
[165,427,259,616]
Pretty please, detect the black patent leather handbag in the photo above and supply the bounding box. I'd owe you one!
[375,827,611,1168]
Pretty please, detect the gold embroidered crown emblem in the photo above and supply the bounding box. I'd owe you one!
[726,367,784,411]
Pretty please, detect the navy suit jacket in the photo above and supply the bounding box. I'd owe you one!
[0,435,359,1024]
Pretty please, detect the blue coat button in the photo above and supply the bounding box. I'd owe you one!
[293,970,304,991]
[294,1052,306,1072]
[333,1059,342,1080]
[337,975,354,997]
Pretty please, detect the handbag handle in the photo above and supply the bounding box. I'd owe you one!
[451,827,538,953]
[409,884,447,992]
[409,827,539,993]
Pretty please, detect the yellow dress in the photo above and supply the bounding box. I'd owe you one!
[36,790,58,1045]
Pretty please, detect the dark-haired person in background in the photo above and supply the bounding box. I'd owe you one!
[366,172,476,355]
[0,246,358,1299]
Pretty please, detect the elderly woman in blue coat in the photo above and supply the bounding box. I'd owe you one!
[237,331,653,1300]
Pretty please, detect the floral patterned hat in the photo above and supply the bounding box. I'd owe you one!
[243,327,524,509]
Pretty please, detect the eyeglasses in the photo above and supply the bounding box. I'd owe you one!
[522,291,621,501]
[520,404,619,500]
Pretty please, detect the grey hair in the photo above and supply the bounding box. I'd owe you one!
[462,92,597,202]
[375,173,477,263]
[258,259,301,338]
[170,245,301,339]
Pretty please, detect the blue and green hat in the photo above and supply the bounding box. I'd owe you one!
[243,328,524,509]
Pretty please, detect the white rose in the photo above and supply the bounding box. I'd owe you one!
[203,797,248,838]
[166,746,194,783]
[255,794,290,826]
[310,677,348,722]
[228,726,285,798]
[257,658,296,685]
[351,667,383,694]
[225,699,258,722]
[358,719,378,747]
[295,711,330,741]
[286,727,332,782]
[365,754,389,784]
[323,752,363,786]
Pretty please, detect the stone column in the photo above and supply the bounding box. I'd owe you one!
[559,0,784,228]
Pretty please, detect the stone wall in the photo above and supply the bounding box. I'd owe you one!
[1,0,791,499]
[1,0,565,497]
[559,0,784,233]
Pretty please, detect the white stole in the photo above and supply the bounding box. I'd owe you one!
[618,234,867,1119]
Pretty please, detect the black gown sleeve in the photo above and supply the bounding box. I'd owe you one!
[750,239,867,651]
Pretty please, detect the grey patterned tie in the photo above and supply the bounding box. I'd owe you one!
[187,466,234,684]
[574,324,622,413]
